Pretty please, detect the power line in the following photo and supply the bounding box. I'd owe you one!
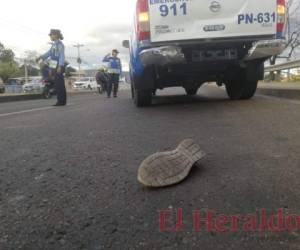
[0,17,82,47]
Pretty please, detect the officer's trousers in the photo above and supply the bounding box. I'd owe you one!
[107,74,119,97]
[55,73,67,105]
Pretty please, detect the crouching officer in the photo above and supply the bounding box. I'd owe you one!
[103,49,122,98]
[37,29,66,106]
[96,67,109,95]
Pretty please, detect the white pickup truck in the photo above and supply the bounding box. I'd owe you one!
[124,0,286,107]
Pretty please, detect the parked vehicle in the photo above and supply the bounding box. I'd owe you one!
[124,0,287,106]
[73,77,97,90]
[0,77,5,94]
[5,78,24,94]
[23,78,44,93]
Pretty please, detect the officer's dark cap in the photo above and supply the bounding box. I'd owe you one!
[112,49,119,54]
[49,29,64,40]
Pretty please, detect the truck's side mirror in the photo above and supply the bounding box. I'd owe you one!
[122,40,130,49]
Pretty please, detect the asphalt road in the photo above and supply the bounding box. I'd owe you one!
[1,85,300,250]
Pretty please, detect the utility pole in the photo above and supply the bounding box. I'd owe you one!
[24,59,28,83]
[73,43,84,76]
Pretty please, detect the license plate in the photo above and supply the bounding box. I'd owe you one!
[192,49,238,62]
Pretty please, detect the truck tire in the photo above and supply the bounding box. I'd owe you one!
[131,67,155,107]
[134,89,152,107]
[131,83,134,99]
[240,80,258,100]
[226,69,258,100]
[185,88,198,96]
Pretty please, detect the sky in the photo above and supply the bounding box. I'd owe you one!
[1,0,300,70]
[0,0,136,70]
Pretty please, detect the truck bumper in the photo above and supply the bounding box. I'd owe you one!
[139,46,186,66]
[244,39,286,61]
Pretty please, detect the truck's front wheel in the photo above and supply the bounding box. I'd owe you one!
[131,67,155,107]
[134,89,152,107]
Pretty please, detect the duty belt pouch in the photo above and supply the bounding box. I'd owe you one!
[48,60,58,80]
[48,60,65,80]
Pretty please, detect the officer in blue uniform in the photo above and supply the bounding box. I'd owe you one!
[103,49,122,98]
[38,29,66,106]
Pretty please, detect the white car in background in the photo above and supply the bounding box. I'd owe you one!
[23,78,44,93]
[73,77,97,90]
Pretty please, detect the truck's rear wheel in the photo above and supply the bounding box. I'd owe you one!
[240,80,258,100]
[131,83,134,99]
[226,79,258,100]
[226,70,258,100]
[134,89,152,107]
[185,88,198,96]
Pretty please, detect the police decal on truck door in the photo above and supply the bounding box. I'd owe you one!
[150,0,189,35]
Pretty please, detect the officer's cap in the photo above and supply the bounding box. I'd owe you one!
[112,49,119,54]
[49,29,64,40]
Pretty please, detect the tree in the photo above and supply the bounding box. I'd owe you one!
[269,0,300,80]
[0,42,21,81]
[0,42,15,63]
[19,65,40,77]
[0,62,22,82]
[18,50,41,79]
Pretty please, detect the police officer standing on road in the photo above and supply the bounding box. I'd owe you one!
[37,29,67,106]
[103,49,122,98]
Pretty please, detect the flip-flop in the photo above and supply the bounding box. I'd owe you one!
[138,139,206,187]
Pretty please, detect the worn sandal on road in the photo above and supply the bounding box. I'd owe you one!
[138,139,206,187]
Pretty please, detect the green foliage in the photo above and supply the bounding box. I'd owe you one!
[19,65,40,77]
[0,42,15,63]
[0,62,22,82]
[0,42,21,81]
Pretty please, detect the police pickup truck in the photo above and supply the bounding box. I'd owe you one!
[123,0,286,107]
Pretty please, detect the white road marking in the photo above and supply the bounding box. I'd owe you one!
[0,103,76,118]
[257,94,300,105]
[0,107,53,118]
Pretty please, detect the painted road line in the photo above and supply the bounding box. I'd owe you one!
[257,94,300,105]
[0,107,54,118]
[0,104,76,118]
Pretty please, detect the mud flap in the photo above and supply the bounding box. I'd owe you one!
[246,62,264,82]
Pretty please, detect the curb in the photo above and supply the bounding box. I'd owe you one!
[257,87,300,100]
[0,94,42,103]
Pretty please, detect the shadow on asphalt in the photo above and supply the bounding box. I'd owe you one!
[151,94,231,107]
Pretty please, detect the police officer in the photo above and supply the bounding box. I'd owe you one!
[103,49,122,98]
[38,29,66,106]
[96,67,109,95]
